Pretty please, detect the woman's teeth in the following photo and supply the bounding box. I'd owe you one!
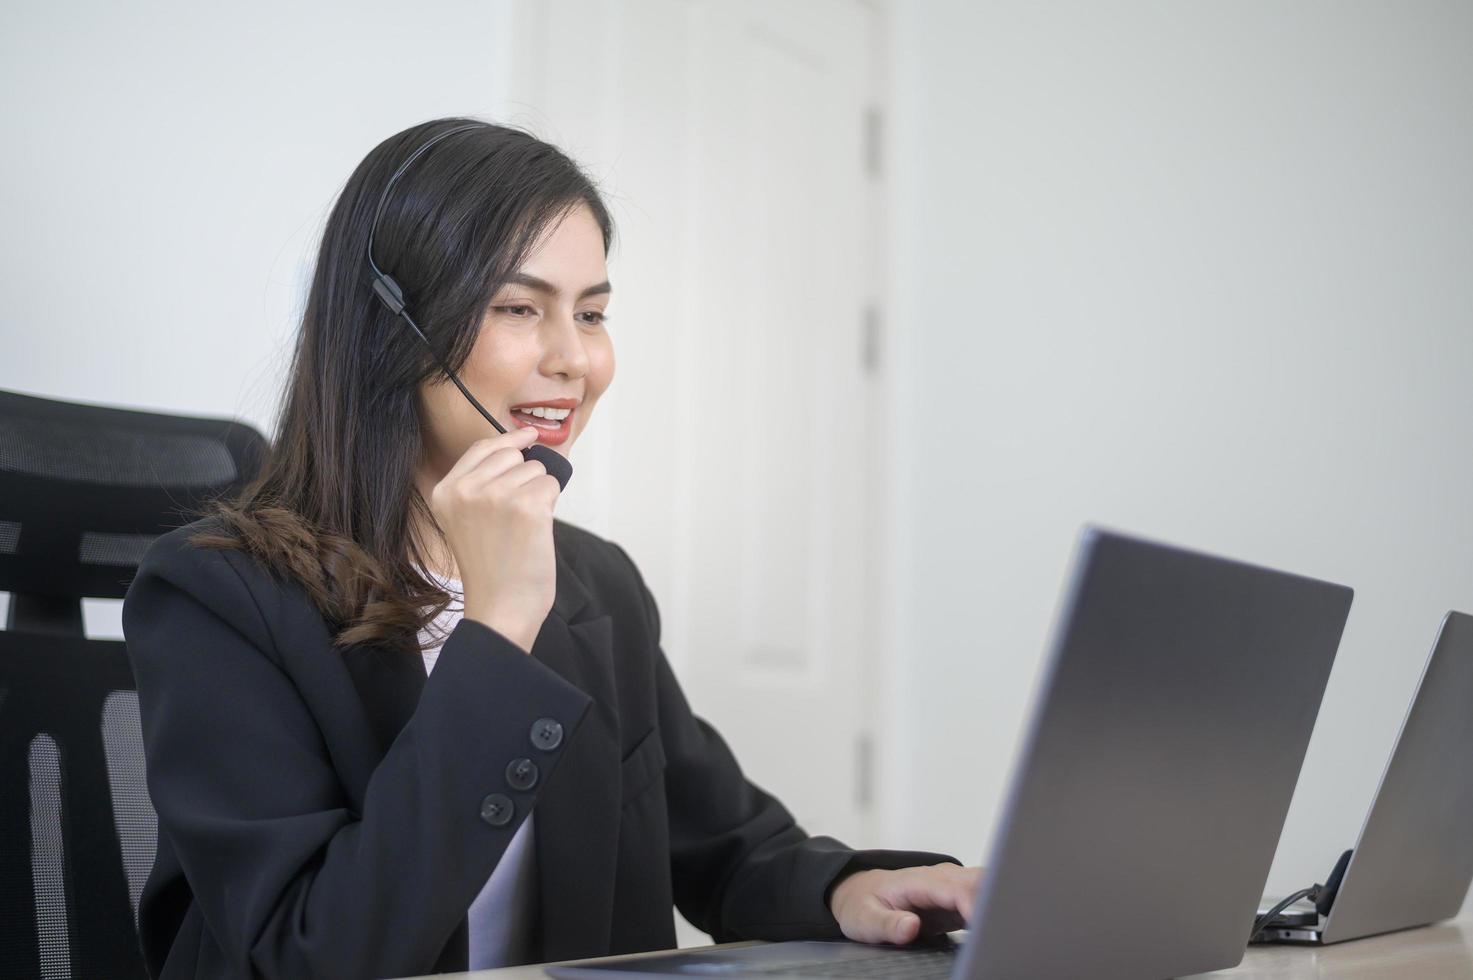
[519,406,571,420]
[513,406,571,428]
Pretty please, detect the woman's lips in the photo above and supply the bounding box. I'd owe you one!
[508,407,573,446]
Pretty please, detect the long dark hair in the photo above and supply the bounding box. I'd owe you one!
[192,117,614,651]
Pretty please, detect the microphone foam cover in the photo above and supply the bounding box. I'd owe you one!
[523,444,573,492]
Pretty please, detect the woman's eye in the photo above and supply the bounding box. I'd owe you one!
[577,311,607,326]
[496,304,536,318]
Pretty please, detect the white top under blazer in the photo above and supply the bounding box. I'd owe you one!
[417,569,539,969]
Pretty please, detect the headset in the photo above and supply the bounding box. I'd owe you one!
[365,122,574,491]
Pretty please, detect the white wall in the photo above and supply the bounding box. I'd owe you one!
[886,0,1473,909]
[0,0,522,436]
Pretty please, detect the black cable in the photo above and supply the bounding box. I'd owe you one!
[1250,886,1318,942]
[1249,849,1353,943]
[393,305,508,436]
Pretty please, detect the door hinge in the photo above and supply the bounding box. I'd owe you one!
[863,105,882,180]
[855,731,875,809]
[861,304,880,374]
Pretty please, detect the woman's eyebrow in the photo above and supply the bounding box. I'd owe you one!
[505,272,612,300]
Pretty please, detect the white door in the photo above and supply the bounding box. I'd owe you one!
[672,0,878,848]
[497,0,884,915]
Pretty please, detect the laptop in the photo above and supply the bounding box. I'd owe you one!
[548,528,1353,980]
[1254,611,1473,945]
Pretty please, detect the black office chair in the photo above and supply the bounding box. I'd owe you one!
[0,389,266,979]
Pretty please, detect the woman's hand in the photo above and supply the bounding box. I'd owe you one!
[429,425,561,654]
[828,864,982,945]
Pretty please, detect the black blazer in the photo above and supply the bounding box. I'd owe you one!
[121,516,957,979]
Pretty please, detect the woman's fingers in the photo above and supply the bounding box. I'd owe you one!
[845,892,922,945]
[466,456,550,492]
[440,429,553,506]
[877,906,921,946]
[831,865,984,945]
[883,865,981,925]
[462,458,565,516]
[442,425,539,484]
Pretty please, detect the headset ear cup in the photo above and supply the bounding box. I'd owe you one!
[371,274,406,315]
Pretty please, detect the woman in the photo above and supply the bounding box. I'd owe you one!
[122,117,978,979]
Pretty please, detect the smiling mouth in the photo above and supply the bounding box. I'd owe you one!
[512,409,568,429]
[507,404,576,446]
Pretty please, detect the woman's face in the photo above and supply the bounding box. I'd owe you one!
[418,202,614,478]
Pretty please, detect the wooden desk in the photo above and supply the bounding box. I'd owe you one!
[401,920,1473,979]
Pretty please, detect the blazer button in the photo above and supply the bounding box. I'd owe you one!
[506,757,539,791]
[531,718,563,751]
[480,793,514,827]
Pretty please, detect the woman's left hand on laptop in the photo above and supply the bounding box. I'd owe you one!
[828,863,983,945]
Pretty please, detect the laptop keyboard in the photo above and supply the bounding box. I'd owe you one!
[739,947,958,978]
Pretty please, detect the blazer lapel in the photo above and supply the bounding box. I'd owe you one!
[532,546,621,962]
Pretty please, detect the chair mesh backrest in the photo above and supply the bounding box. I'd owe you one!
[0,389,267,601]
[101,692,156,936]
[28,730,69,979]
[0,389,267,979]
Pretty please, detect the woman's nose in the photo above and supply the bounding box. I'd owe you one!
[541,312,590,379]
